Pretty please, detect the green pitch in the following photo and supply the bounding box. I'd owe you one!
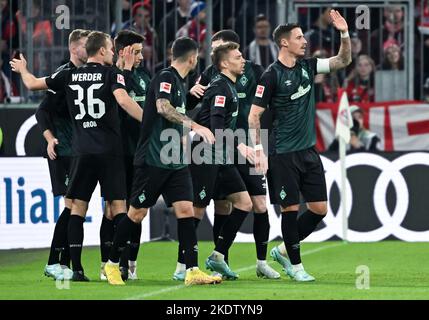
[0,241,428,300]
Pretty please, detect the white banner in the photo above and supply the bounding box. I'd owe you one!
[0,158,150,249]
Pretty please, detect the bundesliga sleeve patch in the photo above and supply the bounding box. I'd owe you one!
[214,95,226,107]
[255,85,265,98]
[160,82,172,94]
[117,74,125,86]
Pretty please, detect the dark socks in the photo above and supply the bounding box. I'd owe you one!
[177,217,198,269]
[213,214,230,263]
[120,221,142,268]
[253,212,270,261]
[298,210,325,241]
[68,215,85,272]
[215,208,248,256]
[128,222,142,262]
[281,211,301,265]
[109,215,139,263]
[178,218,200,265]
[100,215,114,263]
[48,207,71,265]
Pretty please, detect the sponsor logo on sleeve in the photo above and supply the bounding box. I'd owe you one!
[214,95,226,107]
[255,85,265,98]
[117,74,125,86]
[160,82,172,94]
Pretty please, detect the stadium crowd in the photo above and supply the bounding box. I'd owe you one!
[1,0,429,104]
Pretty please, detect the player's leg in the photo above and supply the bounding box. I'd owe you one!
[298,147,328,241]
[251,195,280,279]
[66,156,98,282]
[172,200,221,286]
[265,153,307,280]
[44,157,73,280]
[163,167,221,286]
[68,199,90,281]
[206,166,252,280]
[99,201,114,280]
[237,162,279,279]
[173,164,218,281]
[104,164,163,285]
[105,205,147,285]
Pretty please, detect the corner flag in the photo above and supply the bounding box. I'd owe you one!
[335,89,353,143]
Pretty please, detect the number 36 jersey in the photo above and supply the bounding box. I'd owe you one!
[46,62,126,156]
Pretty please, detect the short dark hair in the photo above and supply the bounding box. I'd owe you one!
[68,29,90,46]
[114,30,145,54]
[273,23,300,47]
[211,42,240,70]
[211,29,240,44]
[172,37,198,62]
[85,31,111,57]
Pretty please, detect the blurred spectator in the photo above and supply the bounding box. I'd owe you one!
[344,55,376,103]
[1,0,18,78]
[345,31,363,76]
[154,41,173,74]
[177,1,206,44]
[329,106,380,152]
[122,1,158,72]
[16,0,53,76]
[370,5,405,65]
[110,0,132,35]
[0,56,17,102]
[313,49,339,103]
[304,7,340,56]
[379,41,404,70]
[243,14,278,69]
[157,0,191,59]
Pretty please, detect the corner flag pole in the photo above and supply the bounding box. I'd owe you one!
[339,136,348,242]
[335,89,353,243]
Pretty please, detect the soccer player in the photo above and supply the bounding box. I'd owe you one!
[36,29,90,281]
[173,30,279,281]
[184,42,254,281]
[99,30,151,282]
[249,10,352,281]
[11,31,144,281]
[104,37,221,286]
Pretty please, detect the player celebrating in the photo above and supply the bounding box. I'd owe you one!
[11,31,144,281]
[174,30,279,281]
[104,37,221,286]
[36,29,90,281]
[249,10,352,281]
[99,30,151,282]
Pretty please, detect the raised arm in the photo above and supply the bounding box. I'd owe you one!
[10,54,48,90]
[328,10,352,72]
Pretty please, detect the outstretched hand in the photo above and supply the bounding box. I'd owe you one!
[10,54,28,74]
[330,9,348,33]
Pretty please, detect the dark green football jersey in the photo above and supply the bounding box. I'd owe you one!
[134,66,188,170]
[120,66,151,156]
[253,58,318,153]
[194,61,264,135]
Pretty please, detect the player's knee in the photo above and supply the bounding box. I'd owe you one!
[235,196,253,212]
[281,204,300,212]
[109,200,127,215]
[251,196,267,213]
[128,207,147,223]
[307,202,328,216]
[214,200,232,215]
[193,207,206,219]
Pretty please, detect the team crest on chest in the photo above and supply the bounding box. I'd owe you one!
[139,78,146,90]
[239,75,248,87]
[302,68,309,80]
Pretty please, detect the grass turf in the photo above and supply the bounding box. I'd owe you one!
[0,241,428,300]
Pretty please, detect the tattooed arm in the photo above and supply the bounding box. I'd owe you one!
[328,10,352,71]
[249,104,268,174]
[156,98,215,144]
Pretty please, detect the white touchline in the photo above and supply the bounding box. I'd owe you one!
[125,242,346,300]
